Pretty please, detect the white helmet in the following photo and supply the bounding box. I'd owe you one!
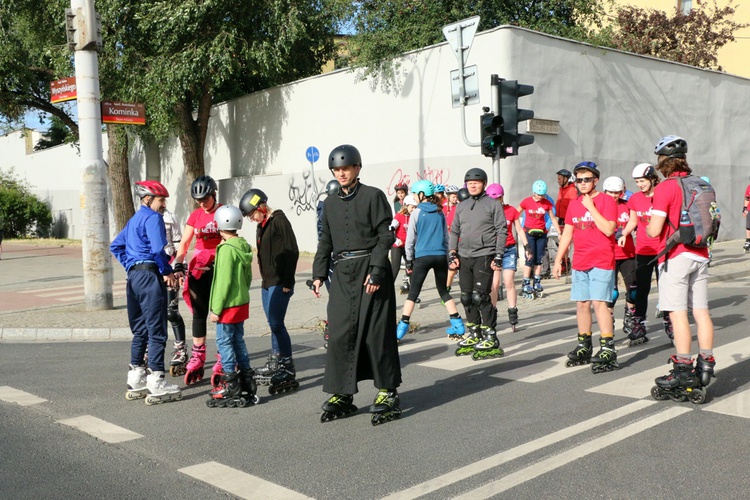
[403,195,418,206]
[632,163,657,180]
[602,176,624,192]
[214,205,243,231]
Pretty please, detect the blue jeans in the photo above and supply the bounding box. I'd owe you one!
[261,286,294,357]
[215,322,251,374]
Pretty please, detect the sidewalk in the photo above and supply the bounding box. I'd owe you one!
[1,239,748,341]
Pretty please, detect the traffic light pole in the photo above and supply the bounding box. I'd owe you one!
[490,74,501,185]
[71,0,113,310]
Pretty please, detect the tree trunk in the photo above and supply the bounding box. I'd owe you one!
[106,124,134,231]
[173,80,213,191]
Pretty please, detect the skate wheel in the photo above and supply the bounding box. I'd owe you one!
[565,360,575,368]
[269,386,278,395]
[670,393,687,403]
[125,390,146,401]
[651,386,668,401]
[689,388,706,405]
[207,399,217,408]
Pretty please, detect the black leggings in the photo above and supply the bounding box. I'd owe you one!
[390,247,405,282]
[611,258,636,307]
[633,254,658,319]
[407,254,451,303]
[188,269,213,339]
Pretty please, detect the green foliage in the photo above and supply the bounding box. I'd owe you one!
[0,168,53,238]
[33,115,75,150]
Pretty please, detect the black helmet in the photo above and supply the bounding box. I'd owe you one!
[191,175,217,200]
[464,167,488,183]
[457,187,471,201]
[556,169,572,178]
[325,180,340,196]
[328,144,362,170]
[239,188,268,216]
[654,135,687,159]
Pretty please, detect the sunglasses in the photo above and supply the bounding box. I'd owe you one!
[575,177,595,184]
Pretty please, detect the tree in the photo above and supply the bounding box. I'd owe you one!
[593,0,748,70]
[0,168,53,238]
[34,115,75,150]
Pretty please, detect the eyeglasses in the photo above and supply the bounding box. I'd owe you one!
[575,177,595,184]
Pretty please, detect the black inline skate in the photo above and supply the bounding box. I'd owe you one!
[627,318,648,347]
[663,312,674,345]
[399,275,410,295]
[369,389,402,426]
[169,341,188,377]
[566,334,592,367]
[268,357,299,395]
[622,306,636,337]
[744,240,750,253]
[507,307,519,332]
[472,328,504,360]
[533,278,543,299]
[455,324,481,355]
[695,354,716,388]
[320,394,358,422]
[253,354,279,386]
[521,280,534,300]
[590,336,619,373]
[651,356,706,404]
[207,370,259,408]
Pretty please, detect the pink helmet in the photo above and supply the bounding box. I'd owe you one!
[485,183,504,199]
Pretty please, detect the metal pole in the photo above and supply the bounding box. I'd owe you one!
[73,0,113,310]
[490,74,503,301]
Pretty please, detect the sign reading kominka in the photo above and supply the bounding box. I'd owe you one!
[50,77,77,104]
[101,101,146,125]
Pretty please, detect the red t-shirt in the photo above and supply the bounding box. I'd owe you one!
[444,203,457,231]
[556,184,578,220]
[503,205,520,247]
[652,174,710,263]
[187,206,222,251]
[627,192,660,256]
[565,192,617,271]
[519,196,553,231]
[393,212,409,247]
[614,199,635,260]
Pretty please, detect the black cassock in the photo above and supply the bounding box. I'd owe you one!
[313,182,401,394]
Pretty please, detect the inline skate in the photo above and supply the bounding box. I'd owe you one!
[445,317,465,340]
[744,240,750,253]
[695,354,716,388]
[627,318,648,347]
[566,334,592,367]
[521,280,534,300]
[651,356,705,404]
[323,319,329,349]
[253,354,279,386]
[125,364,149,400]
[396,320,410,341]
[622,306,636,337]
[533,278,543,299]
[399,275,410,295]
[169,341,187,377]
[369,389,402,426]
[591,336,619,373]
[472,328,504,360]
[145,370,183,405]
[184,344,206,385]
[320,394,358,422]
[207,370,259,408]
[663,312,674,345]
[210,353,223,387]
[268,357,299,395]
[507,307,519,332]
[455,324,481,355]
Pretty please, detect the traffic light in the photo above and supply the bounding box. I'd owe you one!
[64,2,102,52]
[499,80,534,156]
[480,109,503,158]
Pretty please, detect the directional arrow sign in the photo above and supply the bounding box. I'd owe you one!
[442,16,480,66]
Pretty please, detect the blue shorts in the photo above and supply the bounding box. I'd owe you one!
[501,245,518,271]
[570,268,616,302]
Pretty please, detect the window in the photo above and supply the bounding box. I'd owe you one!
[678,0,692,15]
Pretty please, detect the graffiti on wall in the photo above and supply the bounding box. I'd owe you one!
[386,166,452,195]
[288,166,327,215]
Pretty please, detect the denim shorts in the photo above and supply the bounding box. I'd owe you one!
[502,245,518,271]
[570,268,616,302]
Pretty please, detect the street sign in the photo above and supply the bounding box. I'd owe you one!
[101,101,146,125]
[450,65,479,108]
[442,16,480,66]
[51,77,77,104]
[306,146,320,163]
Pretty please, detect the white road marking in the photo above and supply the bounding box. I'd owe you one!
[37,285,127,299]
[57,415,143,443]
[587,336,750,399]
[454,406,691,498]
[179,461,313,500]
[704,386,750,418]
[0,386,47,406]
[19,281,127,294]
[382,400,656,500]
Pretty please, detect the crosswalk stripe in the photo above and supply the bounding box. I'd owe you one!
[587,336,750,399]
[381,400,656,500]
[179,461,314,500]
[38,286,127,299]
[703,387,750,418]
[452,406,691,499]
[18,280,127,294]
[0,386,47,406]
[57,415,143,443]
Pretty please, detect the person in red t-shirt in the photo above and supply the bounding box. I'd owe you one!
[647,135,714,401]
[174,175,223,384]
[602,177,637,343]
[390,195,417,284]
[552,161,619,373]
[743,182,750,252]
[443,185,459,230]
[620,163,664,343]
[555,168,578,225]
[487,183,528,330]
[517,180,560,298]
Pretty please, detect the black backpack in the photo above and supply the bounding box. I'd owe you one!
[660,175,720,257]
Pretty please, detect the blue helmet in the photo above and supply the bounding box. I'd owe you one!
[434,184,445,193]
[410,179,435,197]
[574,161,600,179]
[532,180,547,196]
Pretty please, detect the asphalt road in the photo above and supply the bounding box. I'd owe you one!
[2,279,750,499]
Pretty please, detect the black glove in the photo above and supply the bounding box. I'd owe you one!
[615,228,624,240]
[493,253,503,268]
[173,262,185,274]
[367,266,385,286]
[405,260,413,272]
[523,244,531,254]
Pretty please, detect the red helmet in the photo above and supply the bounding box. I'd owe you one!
[135,180,169,198]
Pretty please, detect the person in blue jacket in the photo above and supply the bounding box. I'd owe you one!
[396,180,465,340]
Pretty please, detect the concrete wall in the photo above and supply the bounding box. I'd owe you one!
[3,26,749,251]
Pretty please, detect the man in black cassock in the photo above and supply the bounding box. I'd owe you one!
[311,144,402,423]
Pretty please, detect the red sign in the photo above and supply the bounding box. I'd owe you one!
[50,77,77,104]
[101,101,146,125]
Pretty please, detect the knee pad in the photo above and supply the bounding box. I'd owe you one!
[472,291,489,306]
[610,289,619,307]
[167,306,181,323]
[460,292,472,308]
[627,288,637,304]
